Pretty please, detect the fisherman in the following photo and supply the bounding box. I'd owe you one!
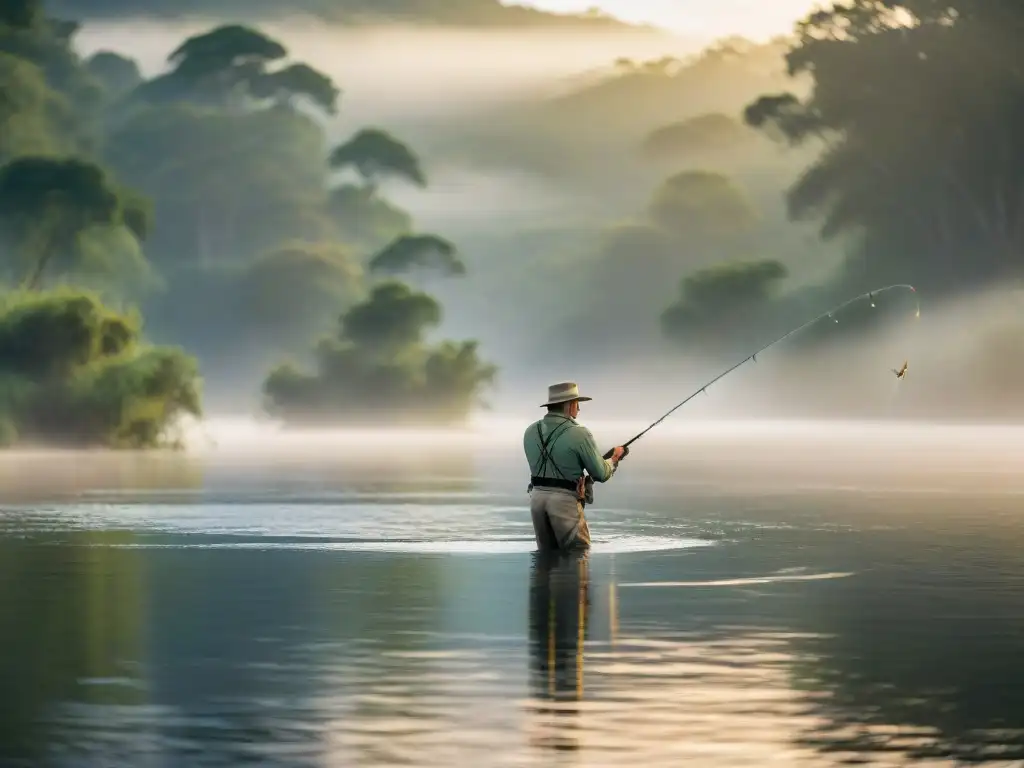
[523,382,626,551]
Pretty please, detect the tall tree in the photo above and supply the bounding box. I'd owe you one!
[106,103,329,266]
[130,24,339,116]
[0,156,150,289]
[745,1,1024,292]
[328,128,426,190]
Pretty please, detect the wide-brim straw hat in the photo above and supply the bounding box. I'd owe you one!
[541,381,592,407]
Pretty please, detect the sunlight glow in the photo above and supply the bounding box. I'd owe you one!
[512,0,820,40]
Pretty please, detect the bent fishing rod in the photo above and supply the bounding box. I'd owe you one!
[601,283,919,461]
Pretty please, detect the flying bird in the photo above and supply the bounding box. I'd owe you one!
[892,360,908,379]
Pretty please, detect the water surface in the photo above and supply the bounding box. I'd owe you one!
[2,422,1024,766]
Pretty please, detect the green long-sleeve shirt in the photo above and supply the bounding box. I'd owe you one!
[523,413,616,484]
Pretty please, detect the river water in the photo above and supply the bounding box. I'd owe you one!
[2,421,1024,767]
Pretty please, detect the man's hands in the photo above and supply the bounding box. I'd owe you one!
[609,446,626,464]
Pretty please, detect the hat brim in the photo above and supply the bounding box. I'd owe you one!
[540,395,592,407]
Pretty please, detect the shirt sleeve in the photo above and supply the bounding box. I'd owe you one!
[575,427,616,482]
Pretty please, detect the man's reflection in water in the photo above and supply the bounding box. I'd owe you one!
[527,548,591,753]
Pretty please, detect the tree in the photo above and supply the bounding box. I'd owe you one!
[0,5,104,135]
[325,128,427,255]
[340,280,442,353]
[106,102,329,266]
[660,259,789,347]
[130,24,339,116]
[0,155,151,289]
[368,234,464,277]
[0,0,43,29]
[744,1,1024,292]
[0,289,200,447]
[247,62,340,115]
[84,50,141,97]
[328,128,426,189]
[263,280,496,425]
[647,170,759,246]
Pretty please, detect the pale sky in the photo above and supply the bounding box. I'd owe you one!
[519,0,820,40]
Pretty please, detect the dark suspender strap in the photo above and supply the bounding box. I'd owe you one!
[533,419,572,480]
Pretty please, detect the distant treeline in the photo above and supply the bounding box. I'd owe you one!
[43,0,638,27]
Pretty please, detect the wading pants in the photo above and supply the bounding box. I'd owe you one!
[529,487,591,551]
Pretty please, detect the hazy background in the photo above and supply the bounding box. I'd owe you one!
[0,0,1019,446]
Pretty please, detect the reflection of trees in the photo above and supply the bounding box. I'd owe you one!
[527,549,591,753]
[790,560,1024,762]
[0,452,204,502]
[0,531,144,763]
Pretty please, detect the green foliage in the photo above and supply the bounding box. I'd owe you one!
[247,62,340,115]
[341,281,442,353]
[661,259,789,346]
[0,8,104,130]
[130,24,338,115]
[647,170,759,242]
[0,289,200,447]
[0,13,491,420]
[0,51,75,160]
[329,128,426,188]
[0,155,152,289]
[106,102,330,265]
[0,0,44,29]
[368,234,464,277]
[744,1,1024,292]
[264,280,496,425]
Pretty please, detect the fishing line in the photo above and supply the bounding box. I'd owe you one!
[605,283,920,457]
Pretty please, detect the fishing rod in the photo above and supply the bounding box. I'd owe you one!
[600,283,920,461]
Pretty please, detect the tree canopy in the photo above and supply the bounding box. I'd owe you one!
[744,0,1024,293]
[329,128,426,188]
[130,24,339,115]
[0,155,151,289]
[647,170,759,243]
[0,289,200,447]
[661,258,790,348]
[368,234,464,277]
[264,280,496,425]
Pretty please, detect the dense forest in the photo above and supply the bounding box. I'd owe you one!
[0,0,1021,446]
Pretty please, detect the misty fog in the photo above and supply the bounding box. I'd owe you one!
[23,10,1022,434]
[73,20,692,121]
